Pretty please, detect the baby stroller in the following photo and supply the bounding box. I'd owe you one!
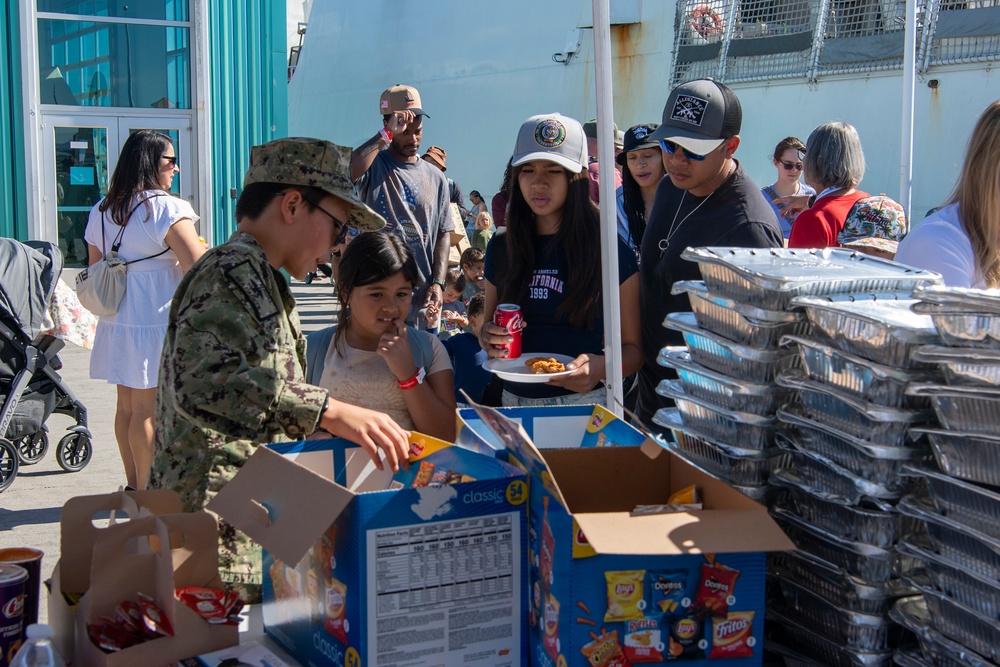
[0,239,92,492]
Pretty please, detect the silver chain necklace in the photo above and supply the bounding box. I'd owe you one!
[658,189,715,258]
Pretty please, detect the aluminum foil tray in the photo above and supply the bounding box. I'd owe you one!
[912,344,1000,387]
[771,478,899,548]
[919,585,1000,663]
[907,383,1000,435]
[771,507,897,583]
[785,335,934,409]
[889,595,995,667]
[653,410,786,486]
[681,247,943,311]
[923,309,1000,349]
[777,578,895,651]
[769,549,904,615]
[898,537,1000,620]
[910,464,1000,539]
[892,647,933,667]
[911,426,1000,488]
[771,447,901,505]
[657,347,794,415]
[775,417,919,490]
[672,280,811,347]
[913,283,1000,312]
[666,312,801,383]
[792,295,941,369]
[897,496,1000,582]
[765,607,895,667]
[776,369,931,444]
[732,482,773,504]
[656,380,779,450]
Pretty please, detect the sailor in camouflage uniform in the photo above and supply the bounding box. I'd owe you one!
[151,138,412,601]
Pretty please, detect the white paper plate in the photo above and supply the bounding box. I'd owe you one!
[483,354,577,383]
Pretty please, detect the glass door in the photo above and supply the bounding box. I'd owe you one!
[41,115,194,267]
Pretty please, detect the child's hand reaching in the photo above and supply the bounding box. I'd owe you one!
[442,310,469,329]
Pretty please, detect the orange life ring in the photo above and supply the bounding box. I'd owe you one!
[690,5,724,40]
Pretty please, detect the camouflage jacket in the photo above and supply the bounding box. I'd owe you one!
[151,231,328,513]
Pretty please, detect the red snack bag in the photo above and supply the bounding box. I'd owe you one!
[709,611,755,659]
[176,586,230,622]
[539,496,556,591]
[138,592,175,637]
[580,630,632,667]
[624,618,664,663]
[324,577,348,644]
[115,600,144,634]
[692,562,741,617]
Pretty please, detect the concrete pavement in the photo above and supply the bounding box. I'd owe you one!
[0,275,339,622]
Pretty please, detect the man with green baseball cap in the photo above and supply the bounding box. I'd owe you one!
[151,137,412,602]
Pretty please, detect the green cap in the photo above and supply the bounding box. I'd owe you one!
[244,137,386,231]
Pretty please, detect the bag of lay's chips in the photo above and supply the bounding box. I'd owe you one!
[648,569,689,615]
[604,570,646,622]
[624,618,665,663]
[710,611,756,659]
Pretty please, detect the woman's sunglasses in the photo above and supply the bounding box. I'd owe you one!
[779,160,803,172]
[658,139,713,161]
[162,155,178,167]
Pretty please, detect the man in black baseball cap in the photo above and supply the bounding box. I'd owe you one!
[635,79,782,427]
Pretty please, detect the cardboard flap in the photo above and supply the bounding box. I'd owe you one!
[573,509,796,556]
[207,446,354,566]
[125,489,184,515]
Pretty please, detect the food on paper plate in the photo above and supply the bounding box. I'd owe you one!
[525,357,567,374]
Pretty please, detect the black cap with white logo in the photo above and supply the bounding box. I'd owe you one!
[649,79,742,156]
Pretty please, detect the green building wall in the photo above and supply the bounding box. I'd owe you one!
[0,1,26,241]
[207,0,289,242]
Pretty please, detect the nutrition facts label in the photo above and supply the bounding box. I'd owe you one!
[366,513,521,666]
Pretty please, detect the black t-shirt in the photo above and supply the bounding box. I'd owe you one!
[636,161,782,425]
[485,230,639,399]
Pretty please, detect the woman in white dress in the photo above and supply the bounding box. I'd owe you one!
[84,130,205,489]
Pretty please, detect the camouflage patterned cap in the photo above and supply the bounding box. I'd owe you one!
[244,137,386,231]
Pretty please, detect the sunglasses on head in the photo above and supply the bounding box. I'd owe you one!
[659,139,720,161]
[301,195,351,245]
[779,159,803,171]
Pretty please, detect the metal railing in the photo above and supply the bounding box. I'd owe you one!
[671,0,1000,84]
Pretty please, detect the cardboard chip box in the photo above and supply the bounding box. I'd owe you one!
[209,433,528,667]
[458,404,795,667]
[49,490,238,666]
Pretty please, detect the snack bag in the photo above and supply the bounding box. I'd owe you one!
[648,570,688,615]
[324,577,348,644]
[604,570,646,622]
[543,593,560,662]
[580,630,631,667]
[692,561,741,617]
[540,496,556,590]
[666,614,705,660]
[624,618,665,663]
[411,461,435,487]
[710,611,755,659]
[667,485,700,505]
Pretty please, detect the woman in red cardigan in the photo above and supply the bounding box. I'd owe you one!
[787,122,869,248]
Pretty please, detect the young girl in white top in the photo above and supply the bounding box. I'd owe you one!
[310,232,456,441]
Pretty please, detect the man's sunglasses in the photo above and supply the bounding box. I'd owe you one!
[779,159,803,172]
[302,196,351,245]
[659,139,719,161]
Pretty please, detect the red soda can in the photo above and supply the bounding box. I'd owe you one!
[494,304,523,358]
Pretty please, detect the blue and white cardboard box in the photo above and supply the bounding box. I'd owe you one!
[209,434,528,667]
[457,404,794,667]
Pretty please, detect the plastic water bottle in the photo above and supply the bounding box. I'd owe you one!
[10,624,66,667]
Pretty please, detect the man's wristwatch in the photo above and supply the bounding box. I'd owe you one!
[398,367,426,390]
[431,279,446,289]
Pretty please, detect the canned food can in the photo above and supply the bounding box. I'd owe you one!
[0,563,27,666]
[494,304,523,359]
[0,549,42,628]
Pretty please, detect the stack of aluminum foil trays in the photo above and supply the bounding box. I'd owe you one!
[889,284,1000,665]
[662,247,945,665]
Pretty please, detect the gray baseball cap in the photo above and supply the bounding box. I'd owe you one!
[649,79,742,156]
[512,113,587,173]
[244,137,386,231]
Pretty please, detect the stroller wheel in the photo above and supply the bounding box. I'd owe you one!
[0,440,18,492]
[15,431,49,466]
[56,433,92,472]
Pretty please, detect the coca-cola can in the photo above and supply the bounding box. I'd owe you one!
[494,304,523,359]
